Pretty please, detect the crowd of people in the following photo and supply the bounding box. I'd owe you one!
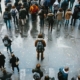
[0,0,80,79]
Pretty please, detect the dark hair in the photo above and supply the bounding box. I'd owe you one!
[38,34,43,38]
[64,67,69,71]
[67,9,71,11]
[59,8,63,12]
[36,63,41,69]
[44,76,49,80]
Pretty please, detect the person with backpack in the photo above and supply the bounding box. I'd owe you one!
[47,11,54,32]
[32,63,43,80]
[35,34,46,60]
[3,8,11,29]
[2,35,12,53]
[58,68,63,80]
[0,52,6,69]
[10,5,18,24]
[10,54,19,73]
[59,67,69,80]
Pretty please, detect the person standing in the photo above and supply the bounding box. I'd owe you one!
[32,63,43,80]
[47,11,54,32]
[3,8,11,29]
[0,52,6,69]
[35,34,46,60]
[3,35,12,53]
[59,67,69,80]
[10,54,19,73]
[65,9,72,27]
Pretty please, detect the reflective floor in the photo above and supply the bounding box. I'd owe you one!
[0,0,80,80]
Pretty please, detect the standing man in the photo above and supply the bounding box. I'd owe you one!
[0,52,6,69]
[10,54,19,73]
[3,35,12,53]
[35,34,46,60]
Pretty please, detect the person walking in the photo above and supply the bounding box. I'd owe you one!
[0,52,6,69]
[10,54,19,73]
[3,35,12,53]
[3,8,11,29]
[65,9,72,27]
[35,34,46,60]
[32,63,43,80]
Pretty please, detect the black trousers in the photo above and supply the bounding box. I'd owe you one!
[12,65,19,72]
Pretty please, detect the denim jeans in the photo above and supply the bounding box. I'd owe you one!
[40,19,44,27]
[4,19,11,29]
[65,20,69,26]
[7,45,12,53]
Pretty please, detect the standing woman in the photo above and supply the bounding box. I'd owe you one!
[47,11,54,32]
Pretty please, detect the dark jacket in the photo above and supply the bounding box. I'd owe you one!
[61,0,68,10]
[3,37,12,47]
[70,0,75,3]
[19,8,27,19]
[38,9,44,20]
[0,71,12,80]
[32,68,43,78]
[0,54,5,66]
[10,56,19,67]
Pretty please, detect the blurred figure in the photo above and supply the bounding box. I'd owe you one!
[70,6,79,26]
[35,34,46,60]
[56,8,63,29]
[10,54,19,73]
[61,0,68,17]
[44,76,49,80]
[10,5,18,24]
[53,1,59,18]
[0,68,12,80]
[70,0,75,9]
[59,67,69,80]
[47,11,54,32]
[30,4,39,21]
[19,6,27,25]
[65,9,72,26]
[32,63,43,80]
[0,52,6,69]
[3,8,11,29]
[0,2,2,14]
[3,35,12,53]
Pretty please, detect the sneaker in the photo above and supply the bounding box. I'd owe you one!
[41,57,44,61]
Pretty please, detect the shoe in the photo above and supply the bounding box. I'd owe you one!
[37,57,39,60]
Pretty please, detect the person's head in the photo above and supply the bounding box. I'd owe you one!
[44,76,49,80]
[3,68,7,75]
[78,75,80,80]
[21,5,24,9]
[36,63,41,69]
[5,7,8,11]
[38,34,43,38]
[59,8,63,12]
[11,53,15,58]
[67,9,71,11]
[4,35,8,38]
[12,5,15,9]
[64,67,69,72]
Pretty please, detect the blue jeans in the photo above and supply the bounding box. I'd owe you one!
[65,20,69,26]
[40,19,44,27]
[7,45,12,53]
[4,19,11,28]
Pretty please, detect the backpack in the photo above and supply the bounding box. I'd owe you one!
[36,40,44,52]
[58,71,63,80]
[3,12,8,19]
[3,39,8,47]
[33,72,40,80]
[11,10,16,16]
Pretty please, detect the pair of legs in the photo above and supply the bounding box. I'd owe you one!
[12,65,19,72]
[21,19,26,25]
[48,22,53,32]
[65,20,69,26]
[70,17,76,26]
[4,19,11,29]
[37,51,44,60]
[7,45,12,53]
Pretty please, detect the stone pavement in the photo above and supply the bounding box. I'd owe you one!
[0,0,80,80]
